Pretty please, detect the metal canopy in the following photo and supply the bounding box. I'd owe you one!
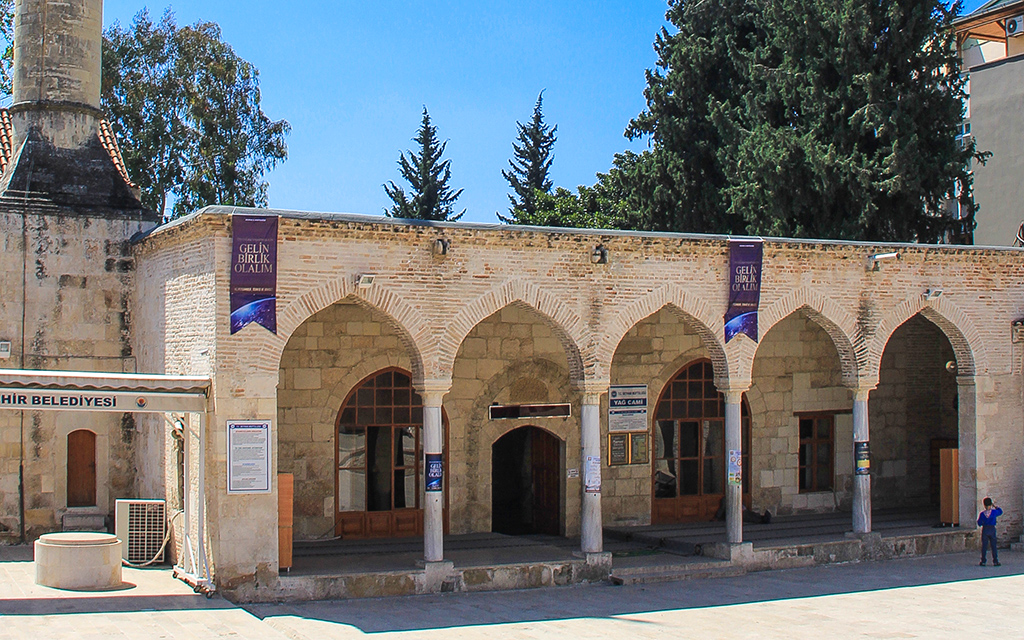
[0,369,210,413]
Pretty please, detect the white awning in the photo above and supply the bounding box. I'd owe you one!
[0,369,210,413]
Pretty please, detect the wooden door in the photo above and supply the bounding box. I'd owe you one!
[67,430,97,508]
[530,428,561,535]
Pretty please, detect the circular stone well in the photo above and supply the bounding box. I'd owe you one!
[34,532,123,590]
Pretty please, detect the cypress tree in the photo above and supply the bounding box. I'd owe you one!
[385,107,464,221]
[500,92,557,224]
[621,0,980,242]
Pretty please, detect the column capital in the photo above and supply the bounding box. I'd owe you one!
[714,378,750,397]
[847,378,878,400]
[574,379,609,405]
[415,378,452,406]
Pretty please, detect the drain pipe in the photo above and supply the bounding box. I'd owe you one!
[18,195,28,543]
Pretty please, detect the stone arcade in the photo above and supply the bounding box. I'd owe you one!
[1,0,1023,602]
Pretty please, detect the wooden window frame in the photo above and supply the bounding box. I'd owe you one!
[797,413,835,493]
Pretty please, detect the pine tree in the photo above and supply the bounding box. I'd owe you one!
[384,108,464,221]
[500,92,557,224]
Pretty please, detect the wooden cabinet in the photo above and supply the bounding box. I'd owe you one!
[278,473,293,571]
[939,449,959,526]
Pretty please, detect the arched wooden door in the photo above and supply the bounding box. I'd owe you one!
[67,430,97,508]
[492,426,562,536]
[335,369,448,539]
[652,360,750,523]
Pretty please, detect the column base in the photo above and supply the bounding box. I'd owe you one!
[702,541,753,563]
[573,551,612,567]
[418,560,457,593]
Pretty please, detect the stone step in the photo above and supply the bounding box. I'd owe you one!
[609,561,745,585]
[62,512,107,532]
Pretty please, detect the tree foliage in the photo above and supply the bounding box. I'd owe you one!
[500,92,557,223]
[0,0,11,99]
[102,9,289,218]
[384,108,464,221]
[621,0,981,243]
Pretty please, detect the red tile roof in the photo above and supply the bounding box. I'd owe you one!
[0,108,137,190]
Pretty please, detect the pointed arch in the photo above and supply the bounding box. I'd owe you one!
[438,279,586,381]
[595,285,728,383]
[868,296,985,378]
[258,277,427,382]
[739,288,861,385]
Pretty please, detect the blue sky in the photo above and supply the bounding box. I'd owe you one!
[101,1,990,224]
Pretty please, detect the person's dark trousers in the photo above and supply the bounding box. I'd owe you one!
[981,527,999,564]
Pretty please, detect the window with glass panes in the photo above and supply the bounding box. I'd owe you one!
[653,360,750,498]
[798,414,834,493]
[336,369,423,513]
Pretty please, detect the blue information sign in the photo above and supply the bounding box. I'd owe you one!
[425,453,443,492]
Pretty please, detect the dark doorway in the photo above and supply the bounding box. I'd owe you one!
[492,426,561,535]
[67,429,97,508]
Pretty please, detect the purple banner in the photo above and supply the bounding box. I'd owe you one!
[230,215,278,335]
[724,239,763,343]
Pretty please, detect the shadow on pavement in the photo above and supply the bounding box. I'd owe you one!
[245,552,1024,633]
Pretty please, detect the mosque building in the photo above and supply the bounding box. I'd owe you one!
[1,0,1022,601]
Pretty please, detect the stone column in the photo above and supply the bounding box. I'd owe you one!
[723,388,746,544]
[956,375,978,529]
[851,385,875,534]
[579,383,605,555]
[419,380,450,564]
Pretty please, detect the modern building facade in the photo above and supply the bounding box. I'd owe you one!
[955,0,1024,245]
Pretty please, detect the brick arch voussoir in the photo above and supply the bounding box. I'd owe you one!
[751,288,861,384]
[868,296,984,378]
[439,279,588,382]
[596,285,728,383]
[260,277,427,381]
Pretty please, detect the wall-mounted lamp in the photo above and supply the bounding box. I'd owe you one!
[434,238,450,256]
[866,251,899,271]
[356,274,375,288]
[923,288,944,300]
[590,245,608,264]
[945,360,957,373]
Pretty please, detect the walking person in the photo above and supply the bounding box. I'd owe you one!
[978,497,1003,566]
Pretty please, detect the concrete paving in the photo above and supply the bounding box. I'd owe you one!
[2,544,1023,639]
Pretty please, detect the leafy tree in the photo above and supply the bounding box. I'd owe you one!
[500,92,557,223]
[0,0,11,100]
[623,0,981,243]
[384,108,464,221]
[102,9,289,219]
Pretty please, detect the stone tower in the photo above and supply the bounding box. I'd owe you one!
[0,0,159,540]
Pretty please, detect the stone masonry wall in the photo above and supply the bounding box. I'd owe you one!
[133,209,1024,594]
[277,300,413,540]
[749,312,853,516]
[871,315,958,509]
[448,304,580,535]
[607,307,710,526]
[0,209,150,540]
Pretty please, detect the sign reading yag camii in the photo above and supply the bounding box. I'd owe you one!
[230,215,279,335]
[608,385,648,432]
[227,420,272,494]
[724,239,763,343]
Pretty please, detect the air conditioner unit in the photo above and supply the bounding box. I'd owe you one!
[1006,16,1024,37]
[115,499,166,564]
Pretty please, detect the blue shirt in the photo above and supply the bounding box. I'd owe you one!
[978,507,1003,528]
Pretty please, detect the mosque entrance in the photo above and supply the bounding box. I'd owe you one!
[652,360,750,523]
[335,369,429,539]
[491,426,562,536]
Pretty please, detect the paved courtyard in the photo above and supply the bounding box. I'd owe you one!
[0,546,1021,639]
